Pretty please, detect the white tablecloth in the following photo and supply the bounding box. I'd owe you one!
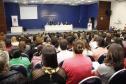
[11,26,23,33]
[45,24,73,31]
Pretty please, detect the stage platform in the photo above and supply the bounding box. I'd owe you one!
[7,28,96,36]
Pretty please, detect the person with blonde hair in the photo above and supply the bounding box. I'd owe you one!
[0,50,28,84]
[0,41,9,64]
[11,36,19,47]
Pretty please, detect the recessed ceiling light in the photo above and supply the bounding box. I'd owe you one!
[30,1,37,3]
[87,0,92,2]
[14,0,18,3]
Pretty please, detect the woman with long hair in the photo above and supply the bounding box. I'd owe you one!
[32,45,66,84]
[94,43,124,84]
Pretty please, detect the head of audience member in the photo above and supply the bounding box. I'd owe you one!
[18,41,26,53]
[105,33,112,46]
[92,34,98,41]
[96,36,105,47]
[0,41,6,51]
[66,36,75,50]
[0,50,9,73]
[42,45,58,68]
[104,43,124,71]
[11,36,19,47]
[59,39,68,50]
[83,39,91,50]
[35,35,43,45]
[11,36,18,42]
[35,44,43,56]
[73,40,84,54]
[0,32,5,41]
[12,50,21,58]
[113,37,123,47]
[5,39,12,48]
[51,37,59,48]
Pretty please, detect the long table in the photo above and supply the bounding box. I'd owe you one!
[45,24,73,31]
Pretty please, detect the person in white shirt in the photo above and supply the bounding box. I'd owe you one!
[11,36,19,47]
[89,34,98,50]
[57,39,73,64]
[82,40,93,56]
[87,18,92,31]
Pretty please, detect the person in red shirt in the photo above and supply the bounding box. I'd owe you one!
[62,40,93,84]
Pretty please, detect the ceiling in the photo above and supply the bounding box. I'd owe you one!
[3,0,98,5]
[3,0,126,5]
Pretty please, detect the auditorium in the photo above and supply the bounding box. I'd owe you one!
[0,0,126,84]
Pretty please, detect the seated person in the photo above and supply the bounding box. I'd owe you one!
[9,50,31,70]
[11,36,19,47]
[57,39,73,64]
[0,41,9,64]
[93,43,125,84]
[0,50,28,84]
[62,40,93,84]
[32,45,66,84]
[92,36,108,61]
[31,45,43,69]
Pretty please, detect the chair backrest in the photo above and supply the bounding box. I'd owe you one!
[98,53,107,64]
[87,55,95,61]
[79,76,102,84]
[108,69,126,84]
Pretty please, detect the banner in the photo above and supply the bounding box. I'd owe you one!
[11,16,19,27]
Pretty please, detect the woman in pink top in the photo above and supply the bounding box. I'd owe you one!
[92,36,108,61]
[31,45,43,69]
[62,40,93,84]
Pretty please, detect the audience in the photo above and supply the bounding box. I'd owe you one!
[0,29,126,84]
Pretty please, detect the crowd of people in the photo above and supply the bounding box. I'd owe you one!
[0,30,126,84]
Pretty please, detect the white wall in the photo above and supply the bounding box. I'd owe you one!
[110,1,126,30]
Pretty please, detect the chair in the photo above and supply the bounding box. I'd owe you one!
[98,53,107,64]
[79,76,102,84]
[108,69,126,84]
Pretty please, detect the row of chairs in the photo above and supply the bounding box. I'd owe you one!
[79,69,126,84]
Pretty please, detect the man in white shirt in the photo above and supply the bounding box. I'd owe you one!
[57,39,73,64]
[87,18,92,31]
